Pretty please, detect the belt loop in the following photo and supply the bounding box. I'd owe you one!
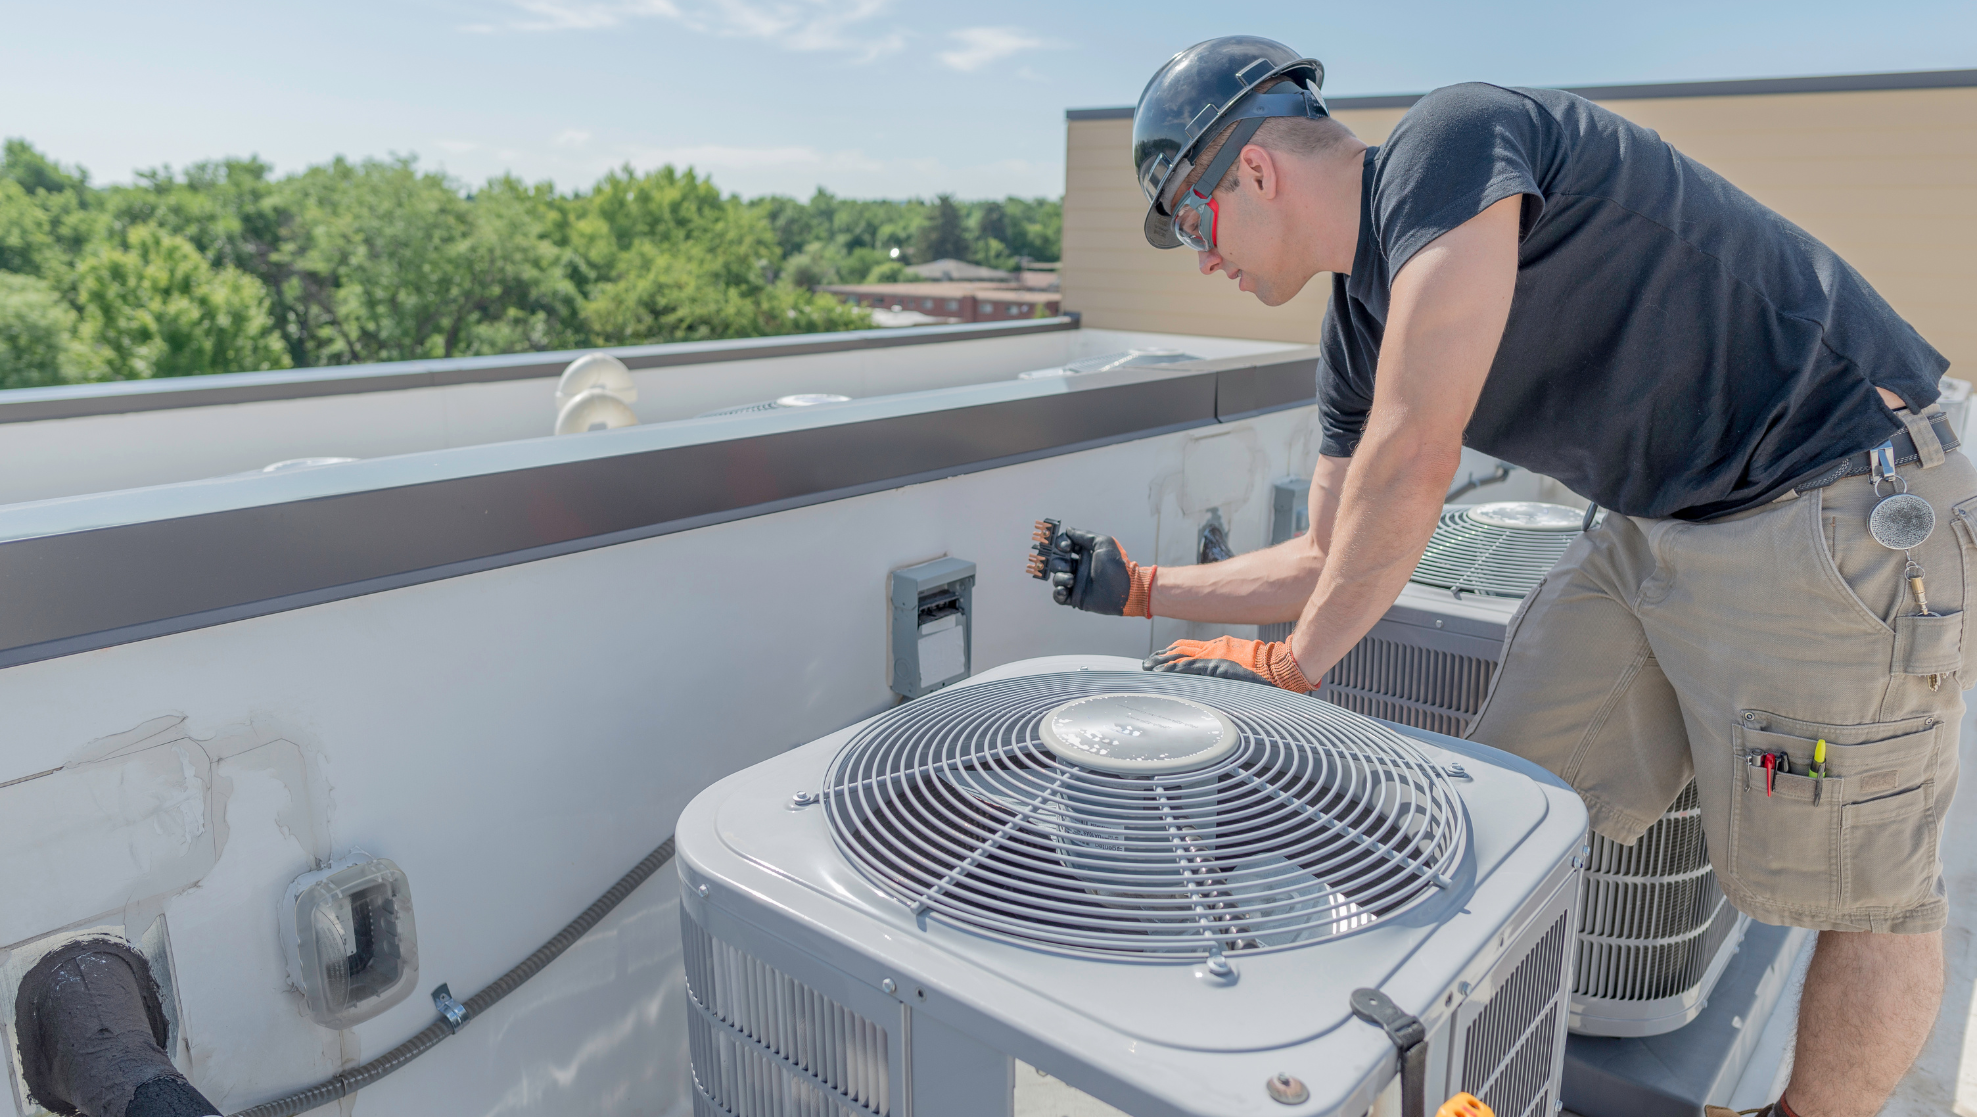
[1899,409,1948,470]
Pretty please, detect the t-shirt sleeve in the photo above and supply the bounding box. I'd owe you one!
[1318,275,1379,458]
[1373,83,1549,276]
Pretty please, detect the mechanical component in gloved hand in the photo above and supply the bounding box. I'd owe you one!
[1028,519,1154,617]
[13,938,220,1117]
[1144,636,1314,693]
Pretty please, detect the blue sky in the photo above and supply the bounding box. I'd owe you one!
[2,0,1971,200]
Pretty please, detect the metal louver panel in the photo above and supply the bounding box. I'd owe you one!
[822,672,1467,959]
[1461,913,1571,1117]
[683,916,891,1116]
[1412,507,1581,599]
[1323,637,1494,738]
[1575,785,1747,1010]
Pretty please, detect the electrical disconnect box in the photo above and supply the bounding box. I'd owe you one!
[1260,477,1312,642]
[1270,476,1312,544]
[890,557,975,699]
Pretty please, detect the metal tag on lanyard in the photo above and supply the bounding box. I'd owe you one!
[1868,442,1936,550]
[1868,440,1944,686]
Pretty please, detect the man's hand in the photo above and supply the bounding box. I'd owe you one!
[1144,636,1315,693]
[1028,522,1154,617]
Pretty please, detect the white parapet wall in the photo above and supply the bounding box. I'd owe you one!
[0,341,1320,1117]
[0,321,1293,508]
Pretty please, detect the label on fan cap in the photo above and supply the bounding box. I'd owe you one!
[1039,694,1239,774]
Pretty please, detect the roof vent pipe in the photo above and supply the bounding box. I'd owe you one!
[12,939,219,1117]
[553,353,640,435]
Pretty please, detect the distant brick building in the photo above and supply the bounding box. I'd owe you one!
[820,281,1061,324]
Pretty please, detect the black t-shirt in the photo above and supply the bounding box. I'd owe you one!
[1318,83,1948,520]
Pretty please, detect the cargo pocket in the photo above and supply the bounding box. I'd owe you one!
[1729,710,1943,916]
[1893,613,1961,676]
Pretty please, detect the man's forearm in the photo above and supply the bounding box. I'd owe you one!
[1288,434,1460,676]
[1151,536,1326,622]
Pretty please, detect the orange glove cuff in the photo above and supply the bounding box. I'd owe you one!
[1123,563,1156,619]
[1262,641,1314,692]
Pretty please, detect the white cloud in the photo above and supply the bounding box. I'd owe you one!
[471,0,906,61]
[624,142,884,174]
[553,129,593,148]
[438,139,480,153]
[937,26,1045,72]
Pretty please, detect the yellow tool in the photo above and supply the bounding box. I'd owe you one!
[1438,1093,1494,1117]
[1810,739,1828,804]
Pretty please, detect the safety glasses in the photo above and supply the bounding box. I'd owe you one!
[1173,191,1220,252]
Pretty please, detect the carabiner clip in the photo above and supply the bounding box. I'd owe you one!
[1871,441,1908,495]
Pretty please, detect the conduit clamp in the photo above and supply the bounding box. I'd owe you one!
[1351,986,1428,1117]
[432,983,470,1033]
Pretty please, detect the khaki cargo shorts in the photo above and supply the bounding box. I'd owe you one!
[1468,409,1972,933]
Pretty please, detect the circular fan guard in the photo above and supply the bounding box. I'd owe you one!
[1411,503,1587,599]
[823,672,1466,959]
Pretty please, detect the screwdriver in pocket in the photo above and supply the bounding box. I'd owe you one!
[1810,739,1828,804]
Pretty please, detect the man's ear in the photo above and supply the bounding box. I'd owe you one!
[1239,144,1278,200]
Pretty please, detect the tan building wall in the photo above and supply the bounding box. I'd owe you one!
[1062,76,1977,376]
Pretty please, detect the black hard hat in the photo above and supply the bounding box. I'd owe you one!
[1132,36,1327,249]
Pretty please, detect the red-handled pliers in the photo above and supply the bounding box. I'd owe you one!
[1762,752,1778,796]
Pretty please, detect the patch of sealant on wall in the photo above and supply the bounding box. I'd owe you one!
[0,735,215,949]
[166,756,345,1111]
[0,713,342,1111]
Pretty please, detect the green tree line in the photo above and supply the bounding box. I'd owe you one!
[0,139,1061,390]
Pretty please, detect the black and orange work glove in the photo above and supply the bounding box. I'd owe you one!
[1027,519,1154,618]
[1144,636,1316,693]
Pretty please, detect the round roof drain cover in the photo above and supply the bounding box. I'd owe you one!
[1039,693,1238,774]
[1463,501,1583,531]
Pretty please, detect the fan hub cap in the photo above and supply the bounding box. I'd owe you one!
[1038,693,1239,773]
[1463,501,1582,531]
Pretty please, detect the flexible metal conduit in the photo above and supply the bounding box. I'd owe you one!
[230,839,677,1117]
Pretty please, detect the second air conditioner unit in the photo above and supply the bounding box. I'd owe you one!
[677,656,1586,1117]
[697,393,854,418]
[1308,501,1748,1038]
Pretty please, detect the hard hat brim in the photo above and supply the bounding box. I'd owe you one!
[1143,203,1184,250]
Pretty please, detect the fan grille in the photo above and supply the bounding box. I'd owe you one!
[1411,506,1584,599]
[822,672,1466,959]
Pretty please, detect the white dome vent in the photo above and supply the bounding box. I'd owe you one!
[553,353,639,435]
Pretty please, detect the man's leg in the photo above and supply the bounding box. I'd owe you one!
[1638,440,1973,1115]
[1467,512,1694,844]
[1787,929,1943,1116]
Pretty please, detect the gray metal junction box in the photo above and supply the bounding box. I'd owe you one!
[890,557,976,699]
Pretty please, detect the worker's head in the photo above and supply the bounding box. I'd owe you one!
[1132,37,1364,306]
[1173,93,1362,306]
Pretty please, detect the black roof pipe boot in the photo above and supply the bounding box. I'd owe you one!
[13,939,220,1117]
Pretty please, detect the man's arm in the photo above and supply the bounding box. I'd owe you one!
[1149,454,1349,623]
[1286,195,1522,680]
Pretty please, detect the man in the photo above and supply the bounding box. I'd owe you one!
[1037,36,1964,1117]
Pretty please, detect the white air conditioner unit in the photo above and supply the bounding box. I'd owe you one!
[1016,349,1201,380]
[697,393,854,418]
[676,656,1587,1117]
[1310,502,1748,1038]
